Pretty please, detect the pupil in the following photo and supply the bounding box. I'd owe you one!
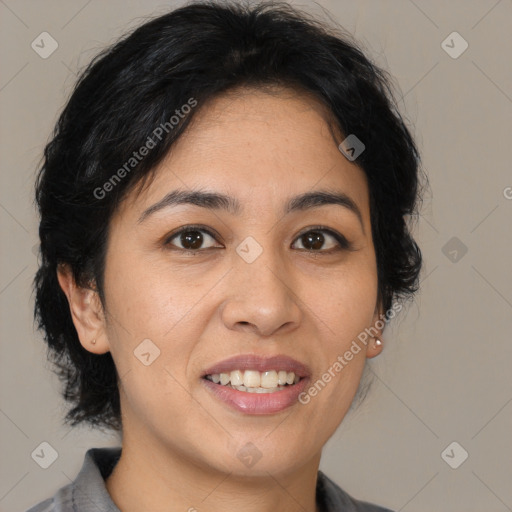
[181,230,203,249]
[304,231,324,250]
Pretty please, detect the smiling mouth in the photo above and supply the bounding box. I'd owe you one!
[203,369,302,393]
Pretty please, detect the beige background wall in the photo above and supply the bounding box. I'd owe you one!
[1,1,511,511]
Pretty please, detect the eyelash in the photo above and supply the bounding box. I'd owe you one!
[163,224,353,255]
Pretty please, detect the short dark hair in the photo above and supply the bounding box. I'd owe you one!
[33,0,425,432]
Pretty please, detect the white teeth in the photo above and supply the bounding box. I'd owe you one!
[230,370,243,386]
[206,369,301,390]
[243,370,261,388]
[261,370,278,388]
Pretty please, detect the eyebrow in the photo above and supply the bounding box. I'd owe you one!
[138,188,365,232]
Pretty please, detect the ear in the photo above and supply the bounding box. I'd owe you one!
[365,296,385,359]
[56,263,110,354]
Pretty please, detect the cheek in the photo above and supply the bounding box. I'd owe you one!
[117,361,208,454]
[103,262,206,433]
[104,248,206,338]
[308,259,378,345]
[301,260,377,405]
[99,261,187,398]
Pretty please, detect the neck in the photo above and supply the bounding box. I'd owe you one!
[106,429,322,512]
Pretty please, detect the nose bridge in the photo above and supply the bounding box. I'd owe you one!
[220,234,301,336]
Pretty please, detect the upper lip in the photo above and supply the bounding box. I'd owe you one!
[202,354,311,378]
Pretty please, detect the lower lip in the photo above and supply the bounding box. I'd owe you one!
[201,377,309,414]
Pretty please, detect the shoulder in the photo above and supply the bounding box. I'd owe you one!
[317,470,395,512]
[24,446,122,512]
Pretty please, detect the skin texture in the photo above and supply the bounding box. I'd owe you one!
[57,86,384,512]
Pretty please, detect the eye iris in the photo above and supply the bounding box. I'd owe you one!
[303,231,324,250]
[181,230,203,250]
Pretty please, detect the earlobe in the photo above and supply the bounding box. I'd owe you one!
[365,302,385,359]
[56,263,110,354]
[366,336,384,359]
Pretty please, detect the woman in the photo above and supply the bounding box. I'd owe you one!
[29,1,424,511]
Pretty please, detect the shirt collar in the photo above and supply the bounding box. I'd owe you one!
[70,447,121,512]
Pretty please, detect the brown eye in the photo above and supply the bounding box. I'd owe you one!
[178,230,204,250]
[164,225,351,254]
[292,228,351,252]
[165,227,221,252]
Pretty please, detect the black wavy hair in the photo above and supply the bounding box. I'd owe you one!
[33,0,426,432]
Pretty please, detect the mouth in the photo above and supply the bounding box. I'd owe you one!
[200,354,310,414]
[203,369,302,393]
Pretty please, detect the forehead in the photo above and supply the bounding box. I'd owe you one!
[116,86,370,224]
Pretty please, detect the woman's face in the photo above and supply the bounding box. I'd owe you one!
[94,87,383,476]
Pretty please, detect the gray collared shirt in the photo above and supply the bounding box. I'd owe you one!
[26,447,394,512]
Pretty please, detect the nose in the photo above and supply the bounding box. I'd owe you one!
[220,248,302,338]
